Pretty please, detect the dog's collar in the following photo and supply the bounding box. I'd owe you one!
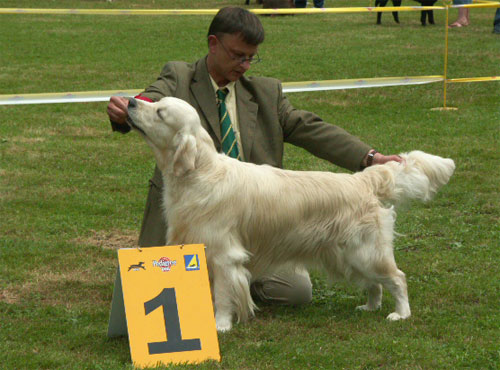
[134,94,153,103]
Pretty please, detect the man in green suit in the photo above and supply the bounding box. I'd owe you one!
[107,7,402,306]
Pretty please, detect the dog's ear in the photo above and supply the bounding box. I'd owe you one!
[172,132,197,176]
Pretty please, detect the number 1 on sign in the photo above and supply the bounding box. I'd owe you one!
[145,288,201,354]
[117,245,220,366]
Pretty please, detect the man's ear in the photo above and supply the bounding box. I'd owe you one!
[208,34,218,54]
[172,132,197,176]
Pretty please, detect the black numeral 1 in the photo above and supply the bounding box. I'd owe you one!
[144,288,201,354]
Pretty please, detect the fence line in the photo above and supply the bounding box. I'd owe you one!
[0,77,445,106]
[1,2,499,16]
[0,7,447,16]
[0,3,498,107]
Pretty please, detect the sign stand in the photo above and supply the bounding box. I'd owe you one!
[107,244,220,368]
[107,267,128,337]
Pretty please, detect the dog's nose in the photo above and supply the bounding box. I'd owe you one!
[128,97,137,108]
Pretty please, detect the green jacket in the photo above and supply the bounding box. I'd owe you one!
[112,56,371,246]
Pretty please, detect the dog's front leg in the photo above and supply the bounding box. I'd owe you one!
[212,261,255,332]
[213,280,234,332]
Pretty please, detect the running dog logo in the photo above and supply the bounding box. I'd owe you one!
[128,261,146,271]
[153,257,177,272]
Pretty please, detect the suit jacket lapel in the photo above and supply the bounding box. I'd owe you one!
[191,57,221,143]
[190,57,259,159]
[235,80,258,160]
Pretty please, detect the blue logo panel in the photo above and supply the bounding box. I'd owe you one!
[184,254,200,271]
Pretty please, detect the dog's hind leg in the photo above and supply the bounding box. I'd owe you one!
[356,283,383,312]
[379,269,411,320]
[355,260,410,320]
[347,208,410,320]
[365,249,411,320]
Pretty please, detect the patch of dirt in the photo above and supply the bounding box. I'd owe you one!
[74,229,139,250]
[0,289,19,304]
[1,230,139,307]
[1,268,115,308]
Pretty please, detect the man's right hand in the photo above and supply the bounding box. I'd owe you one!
[107,96,129,124]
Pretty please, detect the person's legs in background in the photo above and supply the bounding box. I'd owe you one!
[449,0,472,28]
[313,0,324,8]
[295,0,324,8]
[494,8,500,34]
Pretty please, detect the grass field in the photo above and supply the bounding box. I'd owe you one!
[0,0,499,369]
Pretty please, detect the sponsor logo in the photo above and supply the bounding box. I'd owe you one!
[153,257,177,272]
[184,254,200,271]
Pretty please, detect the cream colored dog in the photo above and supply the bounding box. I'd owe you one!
[127,96,455,332]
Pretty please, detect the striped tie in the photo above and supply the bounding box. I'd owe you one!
[217,88,240,160]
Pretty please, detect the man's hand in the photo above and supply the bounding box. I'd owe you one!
[363,149,403,168]
[107,96,129,124]
[373,152,403,165]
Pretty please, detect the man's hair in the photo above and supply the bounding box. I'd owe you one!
[207,7,265,45]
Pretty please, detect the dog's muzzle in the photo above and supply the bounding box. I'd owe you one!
[126,97,147,136]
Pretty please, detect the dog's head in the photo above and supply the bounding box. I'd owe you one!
[127,97,200,176]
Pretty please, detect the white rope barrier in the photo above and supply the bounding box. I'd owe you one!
[0,76,445,106]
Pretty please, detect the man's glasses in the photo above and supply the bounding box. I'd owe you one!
[218,38,261,65]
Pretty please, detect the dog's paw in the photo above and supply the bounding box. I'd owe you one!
[215,316,233,332]
[386,312,410,321]
[356,304,381,312]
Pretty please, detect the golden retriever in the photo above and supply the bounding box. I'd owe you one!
[127,96,455,332]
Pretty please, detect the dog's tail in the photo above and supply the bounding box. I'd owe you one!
[361,150,455,204]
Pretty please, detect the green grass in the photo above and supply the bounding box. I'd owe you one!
[0,0,499,369]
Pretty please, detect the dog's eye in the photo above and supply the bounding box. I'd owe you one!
[157,109,164,119]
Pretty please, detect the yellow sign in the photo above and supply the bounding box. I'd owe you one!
[118,244,220,368]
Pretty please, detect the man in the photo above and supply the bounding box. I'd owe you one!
[107,7,401,306]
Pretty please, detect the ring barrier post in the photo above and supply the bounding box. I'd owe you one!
[432,1,459,111]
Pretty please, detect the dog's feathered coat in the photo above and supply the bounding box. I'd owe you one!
[127,96,455,332]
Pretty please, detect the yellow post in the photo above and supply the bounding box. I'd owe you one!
[444,4,449,108]
[432,2,458,111]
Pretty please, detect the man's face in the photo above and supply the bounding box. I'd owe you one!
[207,33,259,86]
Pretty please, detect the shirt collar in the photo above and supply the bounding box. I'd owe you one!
[209,75,236,96]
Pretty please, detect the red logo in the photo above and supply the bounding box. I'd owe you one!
[153,257,177,272]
